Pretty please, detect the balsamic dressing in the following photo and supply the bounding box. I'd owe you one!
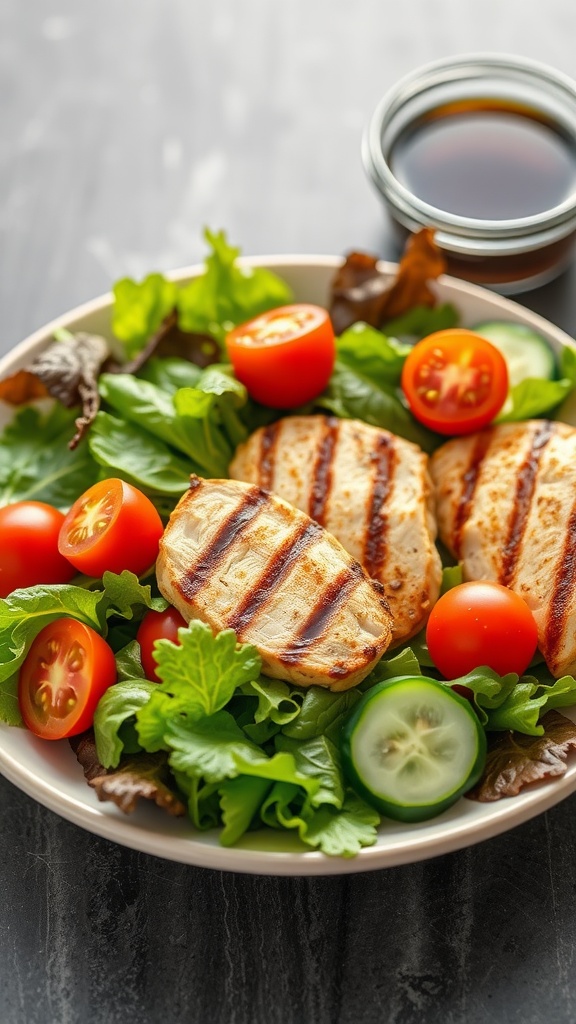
[391,101,576,222]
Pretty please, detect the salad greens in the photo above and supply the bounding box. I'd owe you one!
[3,227,576,856]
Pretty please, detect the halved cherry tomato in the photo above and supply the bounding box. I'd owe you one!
[226,304,336,408]
[58,479,164,578]
[401,329,509,434]
[0,501,76,597]
[426,581,538,679]
[136,606,187,682]
[18,618,117,739]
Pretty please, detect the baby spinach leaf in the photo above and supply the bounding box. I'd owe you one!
[0,404,98,510]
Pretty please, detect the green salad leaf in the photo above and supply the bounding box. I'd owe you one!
[135,622,262,750]
[0,404,99,510]
[381,302,459,342]
[318,324,439,452]
[0,571,163,692]
[176,229,293,342]
[112,273,178,359]
[448,666,576,736]
[111,229,293,358]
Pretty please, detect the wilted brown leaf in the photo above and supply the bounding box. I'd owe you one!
[0,369,49,404]
[466,710,576,802]
[70,731,186,817]
[329,228,446,335]
[0,331,111,449]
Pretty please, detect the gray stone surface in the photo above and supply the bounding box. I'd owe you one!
[3,3,576,1022]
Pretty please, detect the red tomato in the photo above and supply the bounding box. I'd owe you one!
[226,304,336,408]
[136,607,187,682]
[18,618,117,739]
[0,501,76,597]
[426,581,538,679]
[401,329,509,434]
[58,479,164,578]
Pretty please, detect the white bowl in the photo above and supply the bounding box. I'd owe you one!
[1,255,576,876]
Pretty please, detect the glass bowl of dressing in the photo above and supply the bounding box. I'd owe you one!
[362,54,576,293]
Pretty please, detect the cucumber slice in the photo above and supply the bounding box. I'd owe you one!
[341,676,486,822]
[473,320,556,387]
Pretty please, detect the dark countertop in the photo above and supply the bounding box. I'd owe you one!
[3,4,576,1022]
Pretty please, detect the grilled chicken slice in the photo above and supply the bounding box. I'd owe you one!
[156,476,393,690]
[430,419,576,678]
[230,416,441,643]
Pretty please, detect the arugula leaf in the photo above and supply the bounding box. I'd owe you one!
[0,404,98,510]
[135,622,261,750]
[100,570,167,621]
[112,274,178,359]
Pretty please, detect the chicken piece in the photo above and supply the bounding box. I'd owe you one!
[156,476,393,690]
[430,419,576,678]
[230,416,441,643]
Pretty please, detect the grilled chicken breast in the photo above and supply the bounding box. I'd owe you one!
[430,419,576,678]
[156,476,393,690]
[230,416,441,643]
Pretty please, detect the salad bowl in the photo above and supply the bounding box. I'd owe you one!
[1,254,576,876]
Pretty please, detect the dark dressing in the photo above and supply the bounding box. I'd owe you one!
[390,100,576,221]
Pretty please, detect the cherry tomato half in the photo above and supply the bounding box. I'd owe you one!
[0,501,76,597]
[426,581,538,679]
[136,606,187,682]
[226,304,336,408]
[18,618,117,739]
[401,329,509,435]
[58,479,164,578]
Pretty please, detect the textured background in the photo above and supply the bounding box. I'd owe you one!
[3,2,576,1022]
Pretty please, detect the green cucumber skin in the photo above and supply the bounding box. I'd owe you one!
[473,320,557,383]
[341,676,487,824]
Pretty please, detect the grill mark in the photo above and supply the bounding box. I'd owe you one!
[227,520,324,634]
[177,487,268,601]
[309,417,340,524]
[499,421,555,587]
[258,422,280,490]
[363,434,396,579]
[545,497,576,667]
[280,562,364,671]
[453,430,493,559]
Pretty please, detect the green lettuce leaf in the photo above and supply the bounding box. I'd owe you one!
[176,229,293,342]
[0,571,163,684]
[275,733,345,809]
[281,686,362,742]
[135,622,261,750]
[260,785,380,857]
[448,666,576,736]
[0,673,23,727]
[93,679,157,767]
[112,273,178,359]
[218,776,272,846]
[0,404,98,510]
